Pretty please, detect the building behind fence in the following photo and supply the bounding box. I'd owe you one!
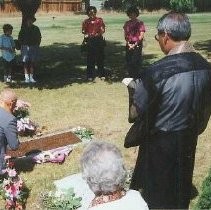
[0,0,83,13]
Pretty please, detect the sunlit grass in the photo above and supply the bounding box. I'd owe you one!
[0,12,210,209]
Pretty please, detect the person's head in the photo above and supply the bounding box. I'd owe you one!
[80,141,126,195]
[0,88,17,113]
[86,6,97,19]
[155,11,191,54]
[126,6,139,19]
[3,24,13,36]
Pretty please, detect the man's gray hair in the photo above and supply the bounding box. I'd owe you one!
[80,141,126,194]
[157,11,191,41]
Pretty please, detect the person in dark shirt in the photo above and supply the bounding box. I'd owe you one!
[18,17,41,83]
[125,11,211,209]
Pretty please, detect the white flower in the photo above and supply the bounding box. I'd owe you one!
[8,169,17,177]
[55,190,63,198]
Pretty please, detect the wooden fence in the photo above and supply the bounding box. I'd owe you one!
[41,0,82,12]
[0,0,82,13]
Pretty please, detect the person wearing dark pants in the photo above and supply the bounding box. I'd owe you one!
[123,6,145,79]
[125,11,211,209]
[82,6,106,81]
[125,43,143,78]
[86,36,105,80]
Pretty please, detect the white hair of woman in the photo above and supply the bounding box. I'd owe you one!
[80,141,126,195]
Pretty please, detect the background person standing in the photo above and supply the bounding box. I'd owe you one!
[82,6,106,81]
[0,24,16,83]
[123,6,145,79]
[18,16,41,83]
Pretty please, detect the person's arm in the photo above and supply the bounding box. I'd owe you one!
[139,31,145,42]
[138,21,146,43]
[0,36,3,50]
[128,80,140,122]
[123,22,129,43]
[11,37,16,52]
[18,28,24,44]
[122,79,139,123]
[37,27,42,46]
[100,18,105,35]
[5,118,19,150]
[82,20,87,35]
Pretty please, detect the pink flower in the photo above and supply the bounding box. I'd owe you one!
[15,99,31,110]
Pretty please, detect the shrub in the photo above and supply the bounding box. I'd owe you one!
[195,169,211,209]
[40,188,82,210]
[170,0,196,13]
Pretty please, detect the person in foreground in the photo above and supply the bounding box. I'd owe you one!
[0,88,19,177]
[126,12,211,209]
[81,141,148,209]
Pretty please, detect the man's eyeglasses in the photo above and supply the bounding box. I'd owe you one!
[155,31,165,41]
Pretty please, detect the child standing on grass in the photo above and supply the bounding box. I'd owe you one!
[123,6,146,79]
[18,16,41,83]
[0,24,16,83]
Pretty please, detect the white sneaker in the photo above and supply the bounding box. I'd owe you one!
[122,78,133,86]
[6,78,11,83]
[6,78,15,83]
[100,77,106,81]
[25,78,30,83]
[30,78,36,83]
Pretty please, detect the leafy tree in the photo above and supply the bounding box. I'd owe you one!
[122,0,139,10]
[195,170,211,209]
[102,0,122,11]
[12,0,41,26]
[169,0,196,12]
[82,0,90,10]
[195,0,211,12]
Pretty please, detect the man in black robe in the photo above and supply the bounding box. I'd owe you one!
[126,11,211,209]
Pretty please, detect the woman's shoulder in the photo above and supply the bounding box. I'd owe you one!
[89,190,148,210]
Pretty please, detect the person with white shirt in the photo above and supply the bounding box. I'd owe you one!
[80,141,148,210]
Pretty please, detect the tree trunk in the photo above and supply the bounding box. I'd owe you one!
[12,0,41,26]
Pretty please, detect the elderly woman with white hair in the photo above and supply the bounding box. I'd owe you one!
[80,141,148,209]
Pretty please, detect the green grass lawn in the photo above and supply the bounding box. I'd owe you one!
[0,12,211,209]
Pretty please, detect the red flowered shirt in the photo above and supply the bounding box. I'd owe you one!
[82,17,105,37]
[123,19,146,42]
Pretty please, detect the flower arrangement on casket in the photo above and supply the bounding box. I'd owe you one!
[71,126,94,142]
[0,157,28,210]
[13,100,37,136]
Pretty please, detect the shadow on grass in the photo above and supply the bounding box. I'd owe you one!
[13,156,36,173]
[0,41,157,89]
